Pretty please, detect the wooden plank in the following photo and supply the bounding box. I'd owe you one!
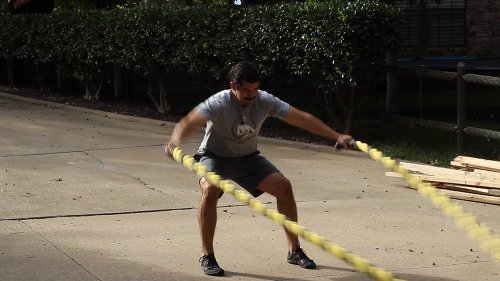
[422,174,500,189]
[435,183,500,197]
[451,160,500,176]
[385,171,500,189]
[386,173,500,205]
[398,162,500,182]
[400,162,489,178]
[400,162,460,176]
[453,156,500,173]
[437,189,500,206]
[464,126,500,141]
[472,169,500,177]
[386,172,404,178]
[450,160,470,169]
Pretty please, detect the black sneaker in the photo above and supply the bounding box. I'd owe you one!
[199,254,225,276]
[287,248,317,269]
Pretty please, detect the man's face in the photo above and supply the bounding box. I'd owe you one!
[231,80,259,107]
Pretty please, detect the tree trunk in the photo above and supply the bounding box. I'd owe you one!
[123,69,130,100]
[57,64,64,91]
[113,63,123,99]
[7,58,14,86]
[84,78,92,100]
[83,74,101,100]
[386,52,399,113]
[146,68,162,112]
[36,64,48,92]
[323,90,347,132]
[346,86,357,134]
[158,67,171,113]
[93,78,104,100]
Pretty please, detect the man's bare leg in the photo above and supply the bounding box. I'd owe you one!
[198,177,221,255]
[198,177,225,276]
[258,172,316,269]
[257,172,299,252]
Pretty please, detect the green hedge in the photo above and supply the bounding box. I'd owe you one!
[0,1,400,90]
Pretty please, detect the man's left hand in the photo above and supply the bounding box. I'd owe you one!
[336,134,354,149]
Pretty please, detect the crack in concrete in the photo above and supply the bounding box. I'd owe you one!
[84,151,106,170]
[0,203,262,222]
[134,176,164,193]
[0,144,164,158]
[1,207,196,221]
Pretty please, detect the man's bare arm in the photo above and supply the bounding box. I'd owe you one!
[165,109,207,156]
[282,106,353,148]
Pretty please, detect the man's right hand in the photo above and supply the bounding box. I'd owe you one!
[165,142,177,160]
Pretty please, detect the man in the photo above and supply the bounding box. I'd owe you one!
[166,61,353,276]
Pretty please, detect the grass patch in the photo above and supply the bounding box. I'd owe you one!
[353,117,499,167]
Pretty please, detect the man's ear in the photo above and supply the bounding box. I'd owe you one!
[230,82,238,91]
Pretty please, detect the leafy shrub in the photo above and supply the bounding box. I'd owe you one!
[0,1,400,100]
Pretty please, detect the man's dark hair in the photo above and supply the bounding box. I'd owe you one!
[229,61,262,86]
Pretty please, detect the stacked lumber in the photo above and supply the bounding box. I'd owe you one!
[386,156,500,205]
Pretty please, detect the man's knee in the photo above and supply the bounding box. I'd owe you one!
[199,177,222,200]
[278,177,293,197]
[266,174,294,199]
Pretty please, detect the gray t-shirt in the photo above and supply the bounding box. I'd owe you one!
[196,89,290,157]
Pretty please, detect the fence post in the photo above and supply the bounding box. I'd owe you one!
[456,62,466,154]
[386,52,399,113]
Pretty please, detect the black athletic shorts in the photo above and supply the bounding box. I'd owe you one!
[194,150,280,197]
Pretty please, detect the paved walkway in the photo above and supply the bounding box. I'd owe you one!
[0,92,498,281]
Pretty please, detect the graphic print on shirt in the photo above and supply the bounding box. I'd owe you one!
[233,115,255,142]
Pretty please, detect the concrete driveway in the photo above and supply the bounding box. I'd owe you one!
[0,92,498,281]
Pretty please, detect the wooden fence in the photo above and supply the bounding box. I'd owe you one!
[385,57,500,153]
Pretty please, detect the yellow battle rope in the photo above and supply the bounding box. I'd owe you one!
[354,140,500,263]
[171,147,404,281]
